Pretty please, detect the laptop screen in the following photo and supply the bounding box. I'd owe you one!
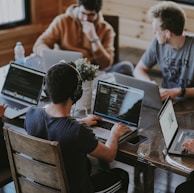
[158,98,178,149]
[42,49,83,72]
[93,80,144,127]
[2,63,45,105]
[113,72,162,110]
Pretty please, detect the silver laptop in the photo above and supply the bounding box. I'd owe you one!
[42,49,83,72]
[158,97,194,157]
[113,72,162,110]
[92,80,144,143]
[0,62,45,119]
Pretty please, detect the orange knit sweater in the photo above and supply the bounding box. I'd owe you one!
[33,4,115,69]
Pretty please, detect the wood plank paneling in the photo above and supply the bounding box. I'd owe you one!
[0,0,65,66]
[0,24,42,65]
[102,0,194,49]
[1,0,194,66]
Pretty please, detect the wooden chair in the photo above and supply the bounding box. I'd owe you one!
[104,15,119,64]
[3,126,69,193]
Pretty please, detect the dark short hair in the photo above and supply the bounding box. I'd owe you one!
[45,62,79,104]
[77,0,102,12]
[148,1,186,35]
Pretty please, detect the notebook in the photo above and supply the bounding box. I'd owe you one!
[0,62,45,119]
[92,80,144,142]
[113,72,162,110]
[42,49,83,72]
[158,97,194,157]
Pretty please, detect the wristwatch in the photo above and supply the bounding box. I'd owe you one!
[180,87,186,97]
[90,37,99,44]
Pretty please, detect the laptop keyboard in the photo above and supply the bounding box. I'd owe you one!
[174,132,194,152]
[0,97,27,110]
[96,120,114,130]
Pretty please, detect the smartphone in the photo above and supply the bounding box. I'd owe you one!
[127,135,147,145]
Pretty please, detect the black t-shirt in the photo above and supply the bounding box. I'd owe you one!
[24,107,98,193]
[0,117,9,169]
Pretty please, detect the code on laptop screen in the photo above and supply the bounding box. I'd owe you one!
[93,81,144,126]
[2,64,45,104]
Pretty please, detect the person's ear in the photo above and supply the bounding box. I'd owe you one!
[165,30,170,39]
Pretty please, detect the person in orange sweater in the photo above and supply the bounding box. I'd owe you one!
[33,0,134,75]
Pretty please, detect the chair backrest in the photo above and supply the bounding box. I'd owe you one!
[104,15,119,64]
[3,126,70,193]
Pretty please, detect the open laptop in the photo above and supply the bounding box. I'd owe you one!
[158,97,194,157]
[0,62,45,119]
[113,72,162,110]
[42,49,83,72]
[92,80,144,143]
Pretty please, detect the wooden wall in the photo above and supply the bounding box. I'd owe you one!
[102,0,194,50]
[0,0,67,66]
[1,0,194,66]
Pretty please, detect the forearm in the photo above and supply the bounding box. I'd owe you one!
[91,40,113,69]
[133,61,151,81]
[33,27,59,57]
[90,135,119,162]
[160,87,194,100]
[105,134,119,160]
[184,87,194,98]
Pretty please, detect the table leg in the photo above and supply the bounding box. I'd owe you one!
[143,165,155,193]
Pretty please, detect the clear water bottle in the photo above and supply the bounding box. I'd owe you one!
[14,42,25,64]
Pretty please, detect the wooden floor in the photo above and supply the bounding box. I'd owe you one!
[111,161,187,193]
[0,47,187,193]
[0,162,187,193]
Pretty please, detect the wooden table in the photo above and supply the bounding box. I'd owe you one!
[116,98,194,193]
[1,64,194,193]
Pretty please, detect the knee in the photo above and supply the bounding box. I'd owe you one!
[105,61,134,76]
[114,61,134,76]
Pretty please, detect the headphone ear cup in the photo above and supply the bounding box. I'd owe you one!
[43,81,49,98]
[71,81,83,104]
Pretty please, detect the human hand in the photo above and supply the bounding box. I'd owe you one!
[110,122,131,140]
[81,21,97,41]
[160,88,181,101]
[0,104,7,117]
[182,139,194,154]
[79,114,101,126]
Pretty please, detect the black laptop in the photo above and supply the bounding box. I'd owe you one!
[0,62,45,119]
[158,97,194,157]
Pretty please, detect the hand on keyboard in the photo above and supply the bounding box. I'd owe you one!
[111,122,132,140]
[79,114,102,126]
[96,120,114,130]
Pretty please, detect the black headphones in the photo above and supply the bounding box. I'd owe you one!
[68,64,83,104]
[44,62,83,104]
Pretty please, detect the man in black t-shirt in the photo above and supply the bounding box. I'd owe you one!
[24,61,130,193]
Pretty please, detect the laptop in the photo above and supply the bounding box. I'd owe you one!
[113,72,163,110]
[158,97,194,157]
[92,80,144,142]
[42,49,83,72]
[0,62,45,119]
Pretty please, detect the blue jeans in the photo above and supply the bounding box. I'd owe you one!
[105,60,134,76]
